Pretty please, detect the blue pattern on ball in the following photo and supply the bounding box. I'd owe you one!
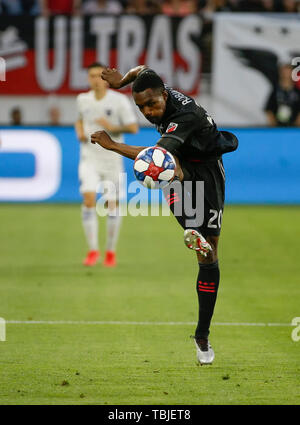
[162,154,176,171]
[134,170,147,182]
[142,148,155,164]
[133,147,176,186]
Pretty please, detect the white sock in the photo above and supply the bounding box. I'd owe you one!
[81,205,99,251]
[106,206,122,252]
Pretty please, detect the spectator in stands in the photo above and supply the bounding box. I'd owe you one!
[46,94,61,125]
[10,107,22,126]
[82,0,123,14]
[162,0,197,15]
[0,0,40,14]
[261,0,275,11]
[199,0,237,15]
[39,0,81,16]
[278,0,299,12]
[125,0,162,14]
[48,106,61,125]
[265,64,300,127]
[236,0,280,11]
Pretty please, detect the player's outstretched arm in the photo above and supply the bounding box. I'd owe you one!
[91,130,146,160]
[74,119,87,142]
[101,65,148,89]
[91,131,184,180]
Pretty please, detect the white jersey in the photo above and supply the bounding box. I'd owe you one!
[76,89,137,167]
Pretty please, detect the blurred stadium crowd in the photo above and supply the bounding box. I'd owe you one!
[0,0,299,15]
[1,0,299,127]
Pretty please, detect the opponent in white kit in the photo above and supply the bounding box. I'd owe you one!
[75,62,138,267]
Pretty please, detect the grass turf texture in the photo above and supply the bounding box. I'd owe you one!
[0,204,299,405]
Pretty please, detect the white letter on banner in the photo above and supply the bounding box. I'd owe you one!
[146,15,173,86]
[117,16,145,76]
[176,15,202,92]
[90,17,116,66]
[70,17,88,90]
[35,17,67,91]
[0,130,61,201]
[0,57,6,81]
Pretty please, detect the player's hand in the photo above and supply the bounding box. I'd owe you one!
[95,117,116,133]
[101,68,123,89]
[91,131,116,150]
[173,155,184,182]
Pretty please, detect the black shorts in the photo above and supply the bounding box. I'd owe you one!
[163,157,225,237]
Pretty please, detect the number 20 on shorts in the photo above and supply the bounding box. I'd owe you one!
[208,209,223,229]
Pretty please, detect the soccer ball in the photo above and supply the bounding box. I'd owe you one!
[133,146,176,189]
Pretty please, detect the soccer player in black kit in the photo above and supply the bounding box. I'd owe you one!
[91,65,238,365]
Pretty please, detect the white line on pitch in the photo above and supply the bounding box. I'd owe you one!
[5,320,292,326]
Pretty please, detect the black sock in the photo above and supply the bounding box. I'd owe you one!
[195,261,220,339]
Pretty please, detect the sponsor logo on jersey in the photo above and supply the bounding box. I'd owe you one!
[166,122,178,133]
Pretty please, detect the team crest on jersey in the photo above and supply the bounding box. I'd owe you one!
[166,122,178,133]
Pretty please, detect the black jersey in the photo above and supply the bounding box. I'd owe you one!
[156,86,238,160]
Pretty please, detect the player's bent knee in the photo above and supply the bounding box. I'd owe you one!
[207,235,219,249]
[83,200,96,208]
[197,235,219,263]
[197,250,218,264]
[106,200,119,211]
[83,192,96,208]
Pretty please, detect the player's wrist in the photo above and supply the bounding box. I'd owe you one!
[120,65,147,88]
[110,140,118,151]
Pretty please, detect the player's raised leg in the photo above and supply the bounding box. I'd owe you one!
[82,191,100,266]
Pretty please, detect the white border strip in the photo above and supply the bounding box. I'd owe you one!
[6,320,292,327]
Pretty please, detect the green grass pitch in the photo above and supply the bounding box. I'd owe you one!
[0,204,299,405]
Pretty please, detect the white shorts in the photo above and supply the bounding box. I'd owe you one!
[79,158,126,201]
